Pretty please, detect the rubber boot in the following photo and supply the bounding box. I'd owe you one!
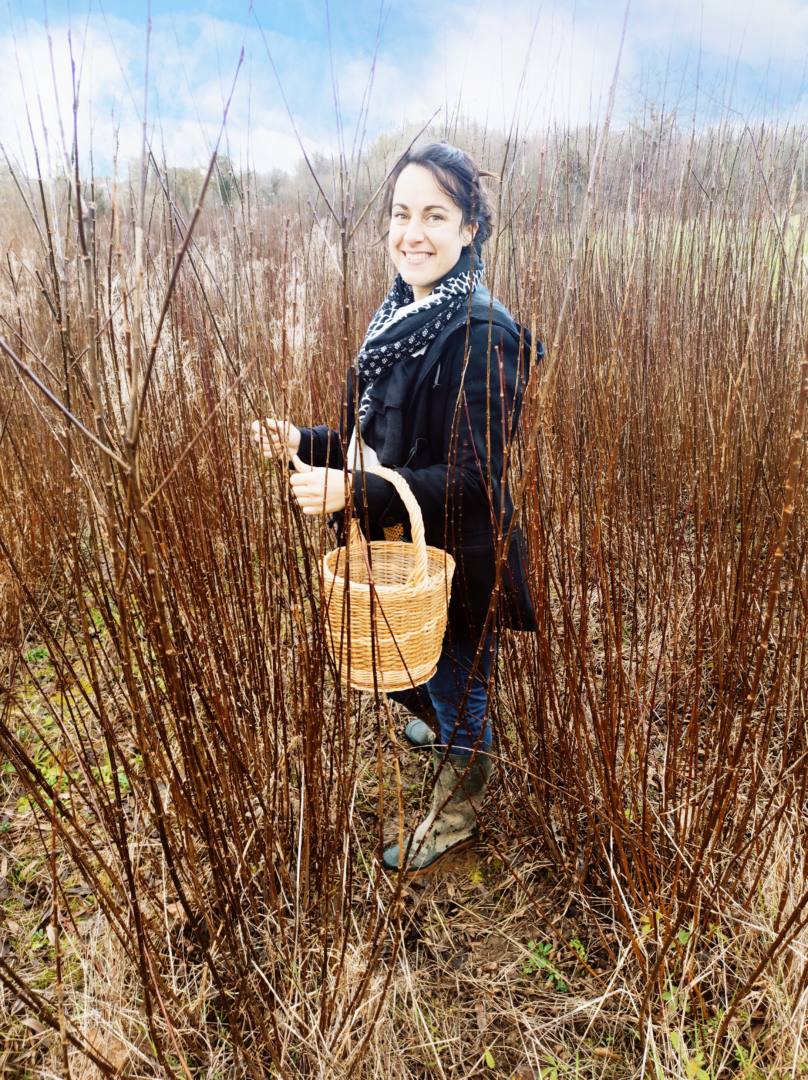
[403,709,438,748]
[382,747,492,874]
[390,688,438,748]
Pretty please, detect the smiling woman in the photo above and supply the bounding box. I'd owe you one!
[252,141,540,875]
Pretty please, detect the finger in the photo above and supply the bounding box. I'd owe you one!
[258,418,280,441]
[292,495,319,514]
[297,497,326,514]
[291,489,320,506]
[253,424,279,452]
[291,484,324,505]
[292,487,325,504]
[289,473,317,490]
[290,478,314,495]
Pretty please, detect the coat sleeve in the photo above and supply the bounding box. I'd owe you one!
[295,425,344,469]
[296,367,354,469]
[351,321,528,538]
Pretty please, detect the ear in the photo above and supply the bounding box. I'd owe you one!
[462,221,478,246]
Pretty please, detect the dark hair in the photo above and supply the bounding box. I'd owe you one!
[381,141,495,255]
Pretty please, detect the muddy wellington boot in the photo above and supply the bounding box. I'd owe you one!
[382,748,493,874]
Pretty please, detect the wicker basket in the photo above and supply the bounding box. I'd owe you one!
[320,464,455,691]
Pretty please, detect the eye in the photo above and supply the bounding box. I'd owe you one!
[392,211,407,221]
[428,214,445,223]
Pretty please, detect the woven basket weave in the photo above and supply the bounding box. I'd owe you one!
[320,464,455,691]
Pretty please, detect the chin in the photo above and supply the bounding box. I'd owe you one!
[404,272,430,288]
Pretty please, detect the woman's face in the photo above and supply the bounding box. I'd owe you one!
[388,164,476,301]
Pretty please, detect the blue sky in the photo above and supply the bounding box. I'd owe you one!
[1,0,806,175]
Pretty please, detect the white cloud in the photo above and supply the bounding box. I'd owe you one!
[339,1,632,134]
[0,0,803,180]
[348,0,805,136]
[0,16,135,174]
[634,0,808,66]
[0,13,323,176]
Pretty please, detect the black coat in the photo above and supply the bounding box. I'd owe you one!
[297,286,540,638]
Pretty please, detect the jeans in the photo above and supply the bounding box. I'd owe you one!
[389,635,496,754]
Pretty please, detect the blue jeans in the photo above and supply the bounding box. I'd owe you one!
[390,635,496,754]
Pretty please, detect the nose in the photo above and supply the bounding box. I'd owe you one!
[403,215,426,244]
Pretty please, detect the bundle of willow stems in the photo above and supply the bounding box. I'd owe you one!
[0,104,806,1077]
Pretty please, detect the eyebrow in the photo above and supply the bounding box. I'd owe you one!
[392,202,450,212]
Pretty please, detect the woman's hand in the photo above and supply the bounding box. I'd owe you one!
[251,417,301,459]
[289,465,350,515]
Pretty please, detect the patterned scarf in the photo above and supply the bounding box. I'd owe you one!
[356,247,484,433]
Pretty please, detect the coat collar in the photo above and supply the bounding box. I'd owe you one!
[345,287,530,440]
[410,285,525,399]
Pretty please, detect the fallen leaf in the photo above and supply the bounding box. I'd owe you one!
[21,1016,48,1034]
[84,1026,131,1070]
[165,901,188,922]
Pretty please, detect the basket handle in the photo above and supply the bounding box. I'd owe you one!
[364,464,428,588]
[292,454,427,588]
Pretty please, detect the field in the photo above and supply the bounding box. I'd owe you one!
[0,115,806,1078]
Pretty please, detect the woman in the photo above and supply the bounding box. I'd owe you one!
[252,142,539,874]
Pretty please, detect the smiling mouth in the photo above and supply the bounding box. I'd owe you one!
[403,252,433,264]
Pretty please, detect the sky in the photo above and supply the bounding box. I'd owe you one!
[1,0,806,176]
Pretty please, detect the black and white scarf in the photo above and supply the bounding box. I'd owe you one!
[356,248,484,432]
